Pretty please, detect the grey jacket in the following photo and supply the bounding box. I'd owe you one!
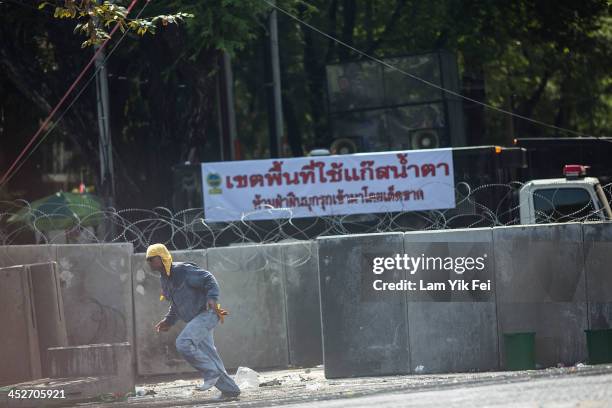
[160,262,220,325]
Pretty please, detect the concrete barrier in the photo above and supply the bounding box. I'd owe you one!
[131,250,208,375]
[56,244,134,346]
[4,219,611,379]
[0,245,57,268]
[582,222,612,329]
[47,342,134,396]
[47,342,132,376]
[207,244,289,370]
[493,223,588,368]
[27,262,68,376]
[317,233,409,378]
[280,241,323,367]
[0,266,41,385]
[133,245,290,375]
[404,228,498,374]
[0,244,134,348]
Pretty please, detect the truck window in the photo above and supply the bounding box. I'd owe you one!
[533,188,597,223]
[595,184,612,220]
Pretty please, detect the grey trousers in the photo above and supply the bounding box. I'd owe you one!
[175,310,240,394]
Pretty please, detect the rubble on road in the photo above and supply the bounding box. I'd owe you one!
[72,364,612,408]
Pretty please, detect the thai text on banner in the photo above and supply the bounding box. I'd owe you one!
[201,149,455,221]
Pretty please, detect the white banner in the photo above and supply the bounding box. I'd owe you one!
[202,149,455,221]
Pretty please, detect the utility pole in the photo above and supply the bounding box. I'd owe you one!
[94,45,115,238]
[224,52,238,160]
[269,1,284,158]
[216,51,238,161]
[94,0,115,214]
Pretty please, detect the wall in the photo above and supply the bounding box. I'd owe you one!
[493,223,588,368]
[3,221,612,379]
[0,244,134,348]
[317,222,612,377]
[404,228,498,374]
[132,242,323,376]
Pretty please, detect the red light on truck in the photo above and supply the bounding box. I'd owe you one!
[563,164,589,178]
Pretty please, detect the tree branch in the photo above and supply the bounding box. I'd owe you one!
[366,0,408,55]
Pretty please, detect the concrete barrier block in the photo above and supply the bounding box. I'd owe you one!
[47,342,134,395]
[133,246,287,375]
[582,222,612,329]
[493,223,588,368]
[27,263,68,377]
[404,228,498,373]
[0,245,57,268]
[408,302,498,373]
[207,244,289,369]
[131,252,202,375]
[495,302,587,367]
[47,342,133,376]
[0,266,42,385]
[171,249,209,268]
[403,228,496,302]
[56,244,133,346]
[281,241,323,367]
[318,233,409,378]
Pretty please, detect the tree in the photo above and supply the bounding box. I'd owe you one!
[39,0,193,47]
[266,0,611,148]
[0,0,293,207]
[1,0,610,210]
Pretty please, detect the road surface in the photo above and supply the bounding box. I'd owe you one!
[84,364,612,408]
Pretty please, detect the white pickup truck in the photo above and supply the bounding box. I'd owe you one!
[519,164,612,224]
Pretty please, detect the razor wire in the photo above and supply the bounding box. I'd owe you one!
[1,181,611,251]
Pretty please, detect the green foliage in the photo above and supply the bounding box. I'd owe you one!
[39,1,194,47]
[1,0,610,209]
[268,0,611,145]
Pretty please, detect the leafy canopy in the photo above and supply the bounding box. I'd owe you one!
[39,0,194,47]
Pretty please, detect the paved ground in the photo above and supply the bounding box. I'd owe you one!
[82,364,612,408]
[288,371,612,408]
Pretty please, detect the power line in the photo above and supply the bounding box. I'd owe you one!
[0,0,152,188]
[0,0,140,188]
[262,0,597,139]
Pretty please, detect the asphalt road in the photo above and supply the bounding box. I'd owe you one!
[83,365,612,408]
[285,372,612,408]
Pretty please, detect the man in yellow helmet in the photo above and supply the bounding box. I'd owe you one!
[146,243,240,400]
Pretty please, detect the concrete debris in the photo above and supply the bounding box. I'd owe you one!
[134,387,156,396]
[63,365,612,407]
[260,379,282,387]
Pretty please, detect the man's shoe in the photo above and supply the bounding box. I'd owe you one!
[194,377,219,392]
[215,391,240,400]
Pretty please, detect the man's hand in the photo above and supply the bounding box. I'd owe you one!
[155,319,171,332]
[206,298,217,311]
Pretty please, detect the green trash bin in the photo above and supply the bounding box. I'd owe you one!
[504,332,536,370]
[585,329,612,364]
